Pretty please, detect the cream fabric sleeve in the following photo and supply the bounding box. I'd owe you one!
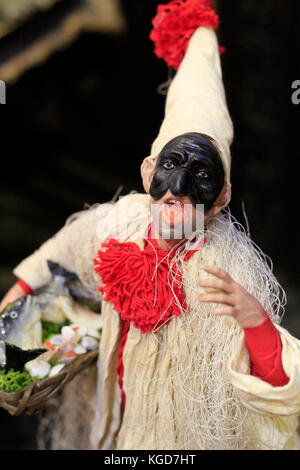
[228,324,300,416]
[12,193,151,292]
[13,203,112,291]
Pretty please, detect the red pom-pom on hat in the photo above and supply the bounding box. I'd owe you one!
[150,0,224,70]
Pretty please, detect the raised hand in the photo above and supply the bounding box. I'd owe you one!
[198,265,266,329]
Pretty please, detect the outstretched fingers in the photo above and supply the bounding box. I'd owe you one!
[210,305,236,316]
[198,265,237,308]
[198,265,236,292]
[197,265,266,327]
[197,277,235,294]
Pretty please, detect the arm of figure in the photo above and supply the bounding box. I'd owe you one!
[0,204,109,315]
[198,265,289,386]
[197,264,300,422]
[11,194,148,293]
[0,277,101,328]
[1,194,150,314]
[0,282,29,312]
[11,203,109,293]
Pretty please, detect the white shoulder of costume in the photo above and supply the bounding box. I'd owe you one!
[114,192,151,210]
[103,192,151,244]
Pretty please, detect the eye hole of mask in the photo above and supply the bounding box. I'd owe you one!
[196,169,209,178]
[162,162,175,170]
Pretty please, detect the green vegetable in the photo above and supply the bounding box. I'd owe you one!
[0,368,37,392]
[41,320,71,343]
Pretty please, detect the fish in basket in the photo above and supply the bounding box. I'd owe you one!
[0,260,102,416]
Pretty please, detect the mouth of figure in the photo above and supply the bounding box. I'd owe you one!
[160,196,191,226]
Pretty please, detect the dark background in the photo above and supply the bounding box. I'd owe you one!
[0,0,300,450]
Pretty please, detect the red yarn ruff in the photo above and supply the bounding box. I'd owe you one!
[150,0,224,70]
[94,235,204,334]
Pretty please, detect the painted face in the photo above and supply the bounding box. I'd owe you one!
[149,133,224,212]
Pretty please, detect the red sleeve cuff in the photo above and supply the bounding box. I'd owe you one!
[244,312,277,356]
[17,279,33,295]
[243,312,289,387]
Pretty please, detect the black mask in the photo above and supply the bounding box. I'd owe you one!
[149,133,224,212]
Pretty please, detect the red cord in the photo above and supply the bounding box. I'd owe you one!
[17,279,33,295]
[116,320,130,411]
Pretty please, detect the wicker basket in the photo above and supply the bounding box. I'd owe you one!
[0,349,98,416]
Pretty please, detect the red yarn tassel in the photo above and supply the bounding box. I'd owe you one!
[150,0,224,70]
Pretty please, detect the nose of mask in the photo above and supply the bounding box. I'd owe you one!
[169,168,189,197]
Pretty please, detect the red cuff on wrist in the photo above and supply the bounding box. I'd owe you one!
[244,312,289,387]
[17,279,33,295]
[244,311,277,355]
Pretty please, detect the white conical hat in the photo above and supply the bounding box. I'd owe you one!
[149,26,234,184]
